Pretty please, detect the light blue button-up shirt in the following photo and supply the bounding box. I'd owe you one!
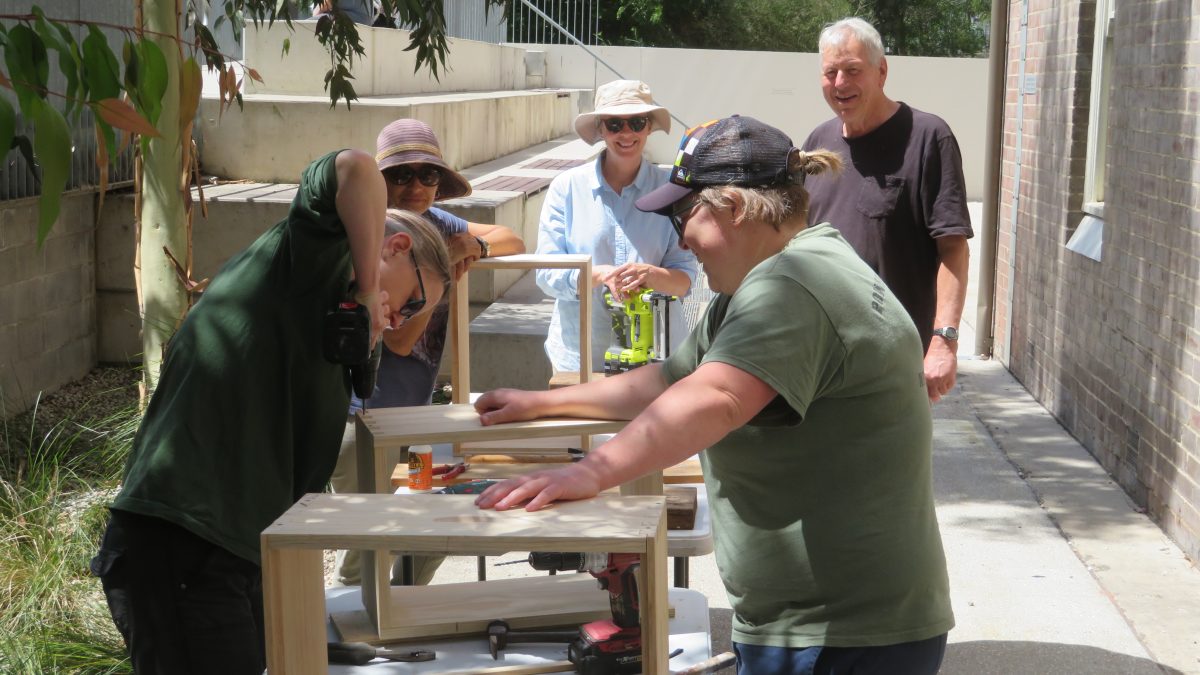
[535,155,700,373]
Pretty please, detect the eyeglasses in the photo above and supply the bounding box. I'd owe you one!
[668,197,700,239]
[602,116,650,134]
[398,250,427,318]
[384,165,443,188]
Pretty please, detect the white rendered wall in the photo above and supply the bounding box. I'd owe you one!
[525,44,989,200]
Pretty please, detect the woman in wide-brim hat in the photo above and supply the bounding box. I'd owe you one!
[534,79,700,375]
[328,118,525,588]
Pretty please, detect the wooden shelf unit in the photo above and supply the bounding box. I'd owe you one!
[261,493,669,674]
[450,254,594,404]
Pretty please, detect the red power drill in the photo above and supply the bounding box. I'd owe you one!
[505,552,643,675]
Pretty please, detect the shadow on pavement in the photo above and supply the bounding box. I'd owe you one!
[943,640,1181,675]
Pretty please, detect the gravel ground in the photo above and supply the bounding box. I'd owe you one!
[0,366,141,459]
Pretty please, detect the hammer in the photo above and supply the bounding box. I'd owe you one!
[487,619,577,660]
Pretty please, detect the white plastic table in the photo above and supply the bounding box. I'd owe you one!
[323,586,713,674]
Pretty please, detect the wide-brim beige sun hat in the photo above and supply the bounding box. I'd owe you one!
[574,79,671,145]
[375,119,472,200]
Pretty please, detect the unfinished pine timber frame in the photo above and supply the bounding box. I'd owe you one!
[261,493,670,675]
[450,254,594,453]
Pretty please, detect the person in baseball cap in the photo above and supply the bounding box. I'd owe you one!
[476,116,955,675]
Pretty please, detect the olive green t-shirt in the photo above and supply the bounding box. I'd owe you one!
[113,151,354,564]
[663,223,954,648]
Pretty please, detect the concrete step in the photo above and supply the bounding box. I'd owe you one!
[198,87,588,183]
[95,135,601,364]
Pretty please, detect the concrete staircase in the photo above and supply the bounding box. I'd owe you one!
[96,23,599,382]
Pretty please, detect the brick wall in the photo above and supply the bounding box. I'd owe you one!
[995,0,1200,560]
[0,194,98,418]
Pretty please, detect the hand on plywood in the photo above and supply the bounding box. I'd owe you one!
[474,463,602,512]
[474,388,546,426]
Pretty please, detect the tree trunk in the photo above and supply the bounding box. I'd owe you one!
[138,0,187,392]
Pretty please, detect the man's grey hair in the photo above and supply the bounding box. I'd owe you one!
[819,17,885,66]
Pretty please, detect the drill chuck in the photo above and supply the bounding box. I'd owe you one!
[523,551,609,573]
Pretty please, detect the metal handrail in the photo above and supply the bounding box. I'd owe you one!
[514,0,688,131]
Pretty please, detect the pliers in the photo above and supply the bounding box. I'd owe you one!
[432,462,469,480]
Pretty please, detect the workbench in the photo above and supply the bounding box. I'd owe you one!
[322,587,713,674]
[262,493,671,674]
[382,437,712,588]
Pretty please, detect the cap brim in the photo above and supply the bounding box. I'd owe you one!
[635,182,695,216]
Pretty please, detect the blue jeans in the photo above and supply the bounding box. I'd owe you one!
[734,633,948,675]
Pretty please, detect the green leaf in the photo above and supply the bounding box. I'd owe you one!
[12,135,37,188]
[0,96,15,164]
[122,39,139,104]
[192,22,223,71]
[282,37,290,56]
[81,27,120,162]
[4,25,50,117]
[82,25,121,101]
[30,98,71,248]
[135,38,168,128]
[34,15,82,120]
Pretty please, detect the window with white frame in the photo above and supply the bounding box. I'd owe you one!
[1069,0,1115,261]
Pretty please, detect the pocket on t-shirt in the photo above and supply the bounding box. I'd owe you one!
[854,175,906,219]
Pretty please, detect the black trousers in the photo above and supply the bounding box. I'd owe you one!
[91,509,266,675]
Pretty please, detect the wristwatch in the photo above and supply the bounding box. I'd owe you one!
[932,326,960,341]
[474,235,490,259]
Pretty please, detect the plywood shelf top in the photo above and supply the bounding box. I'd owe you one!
[471,253,591,270]
[264,494,665,554]
[359,404,626,448]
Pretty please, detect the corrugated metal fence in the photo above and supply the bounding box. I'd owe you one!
[444,0,507,43]
[0,1,137,201]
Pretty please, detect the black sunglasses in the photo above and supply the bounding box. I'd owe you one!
[669,197,700,239]
[399,250,427,319]
[384,164,443,188]
[602,116,650,134]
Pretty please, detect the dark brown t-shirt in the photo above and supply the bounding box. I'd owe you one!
[802,103,973,350]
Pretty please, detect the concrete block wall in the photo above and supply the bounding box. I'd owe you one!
[994,0,1200,561]
[0,194,97,417]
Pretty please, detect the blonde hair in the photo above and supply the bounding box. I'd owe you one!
[696,149,843,232]
[385,208,451,295]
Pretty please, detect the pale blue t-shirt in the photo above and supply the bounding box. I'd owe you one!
[535,154,700,372]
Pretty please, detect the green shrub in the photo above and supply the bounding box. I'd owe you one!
[0,387,138,674]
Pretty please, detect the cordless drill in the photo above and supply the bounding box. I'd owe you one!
[322,285,382,399]
[516,552,643,675]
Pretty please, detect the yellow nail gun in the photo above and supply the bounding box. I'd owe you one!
[603,290,676,375]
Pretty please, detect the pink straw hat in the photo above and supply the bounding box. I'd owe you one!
[375,119,472,200]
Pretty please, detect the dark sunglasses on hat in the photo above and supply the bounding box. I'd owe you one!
[602,116,650,134]
[384,164,443,188]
